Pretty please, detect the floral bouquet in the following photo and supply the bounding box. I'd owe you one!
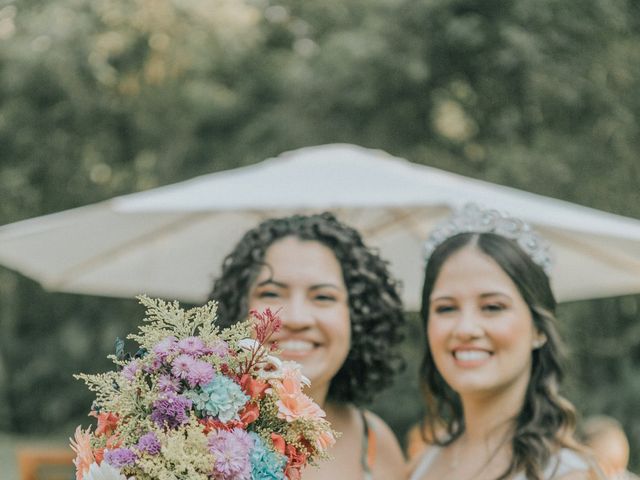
[71,296,336,480]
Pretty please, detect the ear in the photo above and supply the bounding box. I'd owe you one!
[532,332,547,350]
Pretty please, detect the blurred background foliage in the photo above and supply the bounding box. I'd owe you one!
[0,0,639,469]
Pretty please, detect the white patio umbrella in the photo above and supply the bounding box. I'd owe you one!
[1,143,640,310]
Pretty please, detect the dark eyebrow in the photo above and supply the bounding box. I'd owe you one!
[479,292,511,299]
[255,279,287,288]
[431,292,512,301]
[430,295,454,302]
[309,284,343,291]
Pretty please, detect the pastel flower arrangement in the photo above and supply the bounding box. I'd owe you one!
[71,296,336,480]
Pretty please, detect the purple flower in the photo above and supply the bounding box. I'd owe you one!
[150,393,192,429]
[186,359,215,388]
[178,336,207,356]
[171,354,196,380]
[153,336,179,362]
[104,447,137,468]
[157,374,180,393]
[137,432,161,455]
[122,360,140,381]
[207,339,230,357]
[143,355,163,374]
[208,428,254,480]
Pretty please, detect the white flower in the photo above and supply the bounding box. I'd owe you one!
[255,354,283,381]
[237,338,260,352]
[83,462,129,480]
[282,360,311,386]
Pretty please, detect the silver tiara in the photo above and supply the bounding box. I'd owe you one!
[423,203,553,274]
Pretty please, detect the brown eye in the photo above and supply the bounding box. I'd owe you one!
[258,290,279,299]
[434,305,455,314]
[482,303,505,312]
[316,293,336,300]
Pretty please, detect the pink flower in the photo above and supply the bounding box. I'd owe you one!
[272,368,325,422]
[171,354,196,380]
[206,339,230,357]
[185,359,214,387]
[70,426,95,480]
[315,430,336,451]
[157,374,180,392]
[208,428,253,480]
[121,360,140,381]
[178,336,207,356]
[153,336,178,362]
[143,356,163,374]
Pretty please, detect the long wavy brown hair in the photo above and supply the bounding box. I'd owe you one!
[209,212,405,405]
[420,232,597,480]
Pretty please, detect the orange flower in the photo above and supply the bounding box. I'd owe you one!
[69,426,95,480]
[284,444,308,480]
[240,374,269,399]
[93,433,121,465]
[270,433,286,455]
[90,411,119,437]
[315,430,336,451]
[239,402,260,426]
[273,369,325,422]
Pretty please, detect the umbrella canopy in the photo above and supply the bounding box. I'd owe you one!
[1,143,640,310]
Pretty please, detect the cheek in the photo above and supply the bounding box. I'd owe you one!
[339,309,352,343]
[330,307,351,349]
[426,320,447,356]
[490,317,534,351]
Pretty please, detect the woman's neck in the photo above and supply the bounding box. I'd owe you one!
[460,376,528,449]
[308,384,330,410]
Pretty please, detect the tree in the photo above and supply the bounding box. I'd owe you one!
[0,0,638,467]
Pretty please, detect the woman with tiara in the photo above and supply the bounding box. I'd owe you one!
[409,204,604,480]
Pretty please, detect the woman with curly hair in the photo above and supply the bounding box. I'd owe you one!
[209,212,406,480]
[409,204,604,480]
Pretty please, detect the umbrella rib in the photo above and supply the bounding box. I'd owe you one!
[47,212,215,290]
[543,228,640,272]
[355,207,423,238]
[355,206,450,243]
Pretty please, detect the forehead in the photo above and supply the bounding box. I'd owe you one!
[431,245,521,298]
[257,237,344,283]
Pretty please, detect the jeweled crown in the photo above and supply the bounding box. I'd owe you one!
[423,203,553,274]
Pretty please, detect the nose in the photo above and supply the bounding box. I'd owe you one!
[452,307,483,340]
[278,294,314,331]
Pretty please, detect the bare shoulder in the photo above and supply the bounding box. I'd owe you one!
[362,410,406,480]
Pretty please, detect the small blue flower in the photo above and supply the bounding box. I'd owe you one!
[183,389,210,412]
[250,433,286,480]
[199,375,249,423]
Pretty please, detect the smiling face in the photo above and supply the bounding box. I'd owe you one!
[247,236,351,403]
[427,245,544,401]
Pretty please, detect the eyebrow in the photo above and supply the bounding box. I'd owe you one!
[431,292,512,301]
[255,279,286,288]
[309,284,343,291]
[255,279,343,291]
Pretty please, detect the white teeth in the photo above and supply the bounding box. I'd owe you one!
[454,350,490,362]
[277,340,314,352]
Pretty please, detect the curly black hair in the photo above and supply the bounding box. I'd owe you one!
[209,212,405,405]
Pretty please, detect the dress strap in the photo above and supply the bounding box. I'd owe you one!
[360,410,376,480]
[408,446,441,480]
